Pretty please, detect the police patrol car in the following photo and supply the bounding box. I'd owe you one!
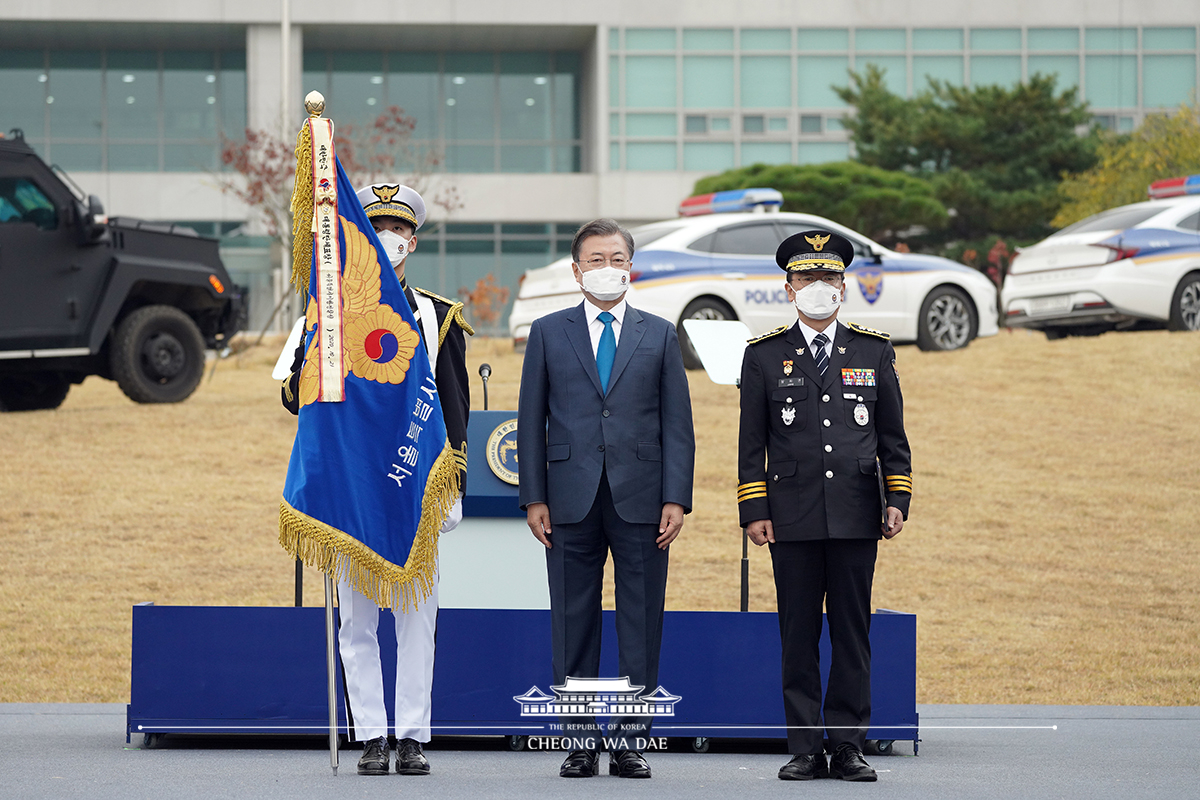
[1001,176,1200,338]
[509,188,998,367]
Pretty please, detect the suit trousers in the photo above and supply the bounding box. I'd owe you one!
[337,575,438,742]
[769,538,878,755]
[545,471,669,750]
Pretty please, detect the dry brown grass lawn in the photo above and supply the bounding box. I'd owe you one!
[1,329,1198,706]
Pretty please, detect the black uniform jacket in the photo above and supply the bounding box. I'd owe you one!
[281,281,473,489]
[737,320,911,541]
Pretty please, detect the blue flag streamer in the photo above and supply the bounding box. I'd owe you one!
[279,147,458,611]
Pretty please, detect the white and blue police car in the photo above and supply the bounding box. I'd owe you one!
[509,188,999,368]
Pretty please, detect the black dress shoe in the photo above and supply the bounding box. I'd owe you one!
[609,750,651,778]
[778,753,829,781]
[395,738,430,775]
[356,736,390,775]
[559,749,599,777]
[829,743,877,781]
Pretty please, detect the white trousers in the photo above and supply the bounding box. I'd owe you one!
[337,575,438,742]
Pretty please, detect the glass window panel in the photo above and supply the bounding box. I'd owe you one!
[798,56,850,108]
[164,51,217,142]
[390,53,440,139]
[1144,28,1196,51]
[797,141,849,164]
[711,116,731,131]
[743,115,765,133]
[626,29,676,51]
[740,142,791,165]
[610,141,620,170]
[856,56,906,95]
[626,113,676,136]
[741,56,790,108]
[1086,28,1137,52]
[683,142,734,171]
[768,116,788,131]
[554,144,580,172]
[683,56,733,108]
[798,29,849,52]
[625,142,676,170]
[609,28,620,51]
[49,51,103,142]
[1028,29,1079,51]
[302,51,330,113]
[800,114,823,133]
[500,145,551,172]
[855,29,905,51]
[826,116,845,131]
[553,53,581,141]
[445,144,494,172]
[1,50,47,139]
[609,56,620,107]
[913,29,963,52]
[1117,116,1135,133]
[107,143,158,171]
[502,223,550,234]
[500,53,551,141]
[970,56,1021,88]
[219,51,247,140]
[1085,55,1137,108]
[610,113,621,136]
[741,29,791,51]
[1028,55,1080,89]
[446,223,494,234]
[914,56,964,88]
[683,29,734,50]
[445,53,495,141]
[329,51,385,133]
[1144,55,1197,108]
[48,143,101,171]
[106,51,158,141]
[970,29,1021,51]
[685,114,706,133]
[164,143,217,171]
[401,250,443,295]
[625,56,676,107]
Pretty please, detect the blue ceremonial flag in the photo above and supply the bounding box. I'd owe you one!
[279,113,458,611]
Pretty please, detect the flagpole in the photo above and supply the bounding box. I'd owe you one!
[324,573,339,774]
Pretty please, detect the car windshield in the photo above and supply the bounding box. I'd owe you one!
[1051,205,1166,238]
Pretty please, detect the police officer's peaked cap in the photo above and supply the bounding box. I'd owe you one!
[355,183,426,231]
[775,230,854,273]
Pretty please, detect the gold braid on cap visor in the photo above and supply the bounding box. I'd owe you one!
[786,252,846,272]
[364,202,418,227]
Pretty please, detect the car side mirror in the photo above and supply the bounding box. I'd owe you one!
[83,194,109,243]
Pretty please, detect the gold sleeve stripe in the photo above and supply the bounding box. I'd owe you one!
[738,481,767,491]
[737,487,768,498]
[886,480,913,489]
[738,491,768,502]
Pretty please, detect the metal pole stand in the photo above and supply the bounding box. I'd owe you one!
[323,574,339,774]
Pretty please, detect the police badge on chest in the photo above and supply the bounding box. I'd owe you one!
[782,405,796,426]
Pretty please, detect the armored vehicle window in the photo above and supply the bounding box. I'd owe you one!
[710,222,780,255]
[0,178,58,230]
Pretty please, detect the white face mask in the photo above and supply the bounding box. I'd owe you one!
[579,265,630,302]
[376,229,412,267]
[792,280,843,320]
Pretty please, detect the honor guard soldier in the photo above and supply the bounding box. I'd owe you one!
[737,230,912,782]
[281,183,472,775]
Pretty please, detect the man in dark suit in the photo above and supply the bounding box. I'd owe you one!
[518,218,695,780]
[737,231,912,783]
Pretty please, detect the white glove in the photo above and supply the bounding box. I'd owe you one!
[440,498,463,534]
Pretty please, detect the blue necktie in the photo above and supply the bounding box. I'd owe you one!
[812,332,829,377]
[596,311,616,393]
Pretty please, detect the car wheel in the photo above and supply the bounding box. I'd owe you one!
[0,372,71,411]
[916,286,977,351]
[111,305,206,404]
[677,297,736,370]
[1168,271,1200,331]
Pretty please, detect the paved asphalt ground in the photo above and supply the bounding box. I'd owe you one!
[2,703,1196,800]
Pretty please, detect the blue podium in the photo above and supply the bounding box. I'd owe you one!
[127,411,919,751]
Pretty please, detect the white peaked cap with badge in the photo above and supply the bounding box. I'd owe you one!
[355,183,427,231]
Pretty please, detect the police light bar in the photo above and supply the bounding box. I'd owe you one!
[1147,175,1200,199]
[678,188,784,216]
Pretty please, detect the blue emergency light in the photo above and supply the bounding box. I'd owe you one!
[678,188,784,216]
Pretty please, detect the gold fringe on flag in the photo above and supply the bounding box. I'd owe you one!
[278,440,462,612]
[290,121,315,296]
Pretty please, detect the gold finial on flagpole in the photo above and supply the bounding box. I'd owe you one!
[305,91,326,118]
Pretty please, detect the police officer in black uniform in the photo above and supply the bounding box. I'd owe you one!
[737,231,912,782]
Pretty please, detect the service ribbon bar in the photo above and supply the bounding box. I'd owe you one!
[309,117,345,403]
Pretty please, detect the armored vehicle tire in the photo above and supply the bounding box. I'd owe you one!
[916,286,977,351]
[678,297,737,370]
[111,305,206,404]
[0,372,71,411]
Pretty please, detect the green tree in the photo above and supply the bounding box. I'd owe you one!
[692,161,948,244]
[1054,103,1200,227]
[835,66,1100,243]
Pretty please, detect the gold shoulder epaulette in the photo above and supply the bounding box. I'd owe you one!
[412,286,456,306]
[412,286,476,344]
[849,322,891,340]
[747,325,788,345]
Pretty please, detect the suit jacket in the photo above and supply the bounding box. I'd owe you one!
[736,320,912,541]
[517,301,695,526]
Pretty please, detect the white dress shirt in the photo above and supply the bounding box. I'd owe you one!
[795,317,841,362]
[582,297,627,357]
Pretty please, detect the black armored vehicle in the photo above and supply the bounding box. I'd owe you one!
[0,130,244,410]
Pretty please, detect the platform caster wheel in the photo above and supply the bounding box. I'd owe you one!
[506,735,529,751]
[691,737,711,753]
[865,739,894,756]
[142,733,165,749]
